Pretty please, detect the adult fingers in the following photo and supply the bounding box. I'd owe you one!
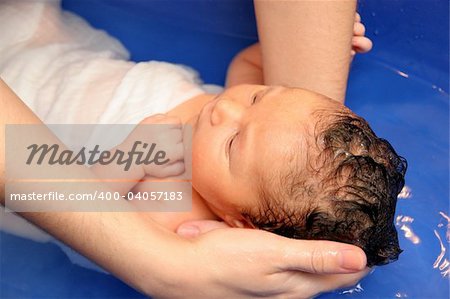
[192,229,367,274]
[276,239,367,274]
[314,267,371,293]
[287,268,371,297]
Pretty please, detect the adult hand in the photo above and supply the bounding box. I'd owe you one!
[162,220,370,299]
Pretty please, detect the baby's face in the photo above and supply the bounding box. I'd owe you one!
[191,84,343,226]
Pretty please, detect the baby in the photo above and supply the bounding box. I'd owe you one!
[122,83,407,268]
[0,0,406,268]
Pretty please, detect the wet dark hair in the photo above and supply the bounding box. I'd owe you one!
[243,111,407,267]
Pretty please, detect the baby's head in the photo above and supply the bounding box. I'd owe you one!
[191,84,407,266]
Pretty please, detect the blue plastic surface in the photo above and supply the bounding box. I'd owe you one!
[1,0,449,298]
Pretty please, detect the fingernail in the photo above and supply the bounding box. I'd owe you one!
[177,225,200,238]
[338,249,366,271]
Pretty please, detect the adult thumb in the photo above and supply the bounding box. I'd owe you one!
[278,239,368,274]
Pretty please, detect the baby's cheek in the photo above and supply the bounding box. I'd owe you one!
[192,162,227,203]
[191,152,214,193]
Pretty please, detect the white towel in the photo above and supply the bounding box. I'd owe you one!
[0,0,208,144]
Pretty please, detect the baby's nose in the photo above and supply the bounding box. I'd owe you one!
[210,98,244,126]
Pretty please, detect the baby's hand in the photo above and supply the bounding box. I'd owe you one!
[352,12,373,57]
[122,114,185,179]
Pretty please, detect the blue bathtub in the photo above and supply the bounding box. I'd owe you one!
[1,0,448,298]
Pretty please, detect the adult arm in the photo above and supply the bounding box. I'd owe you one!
[254,0,356,103]
[225,13,372,93]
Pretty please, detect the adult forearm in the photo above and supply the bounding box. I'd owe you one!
[254,0,356,103]
[23,209,181,295]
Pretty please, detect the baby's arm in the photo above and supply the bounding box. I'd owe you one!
[225,43,263,88]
